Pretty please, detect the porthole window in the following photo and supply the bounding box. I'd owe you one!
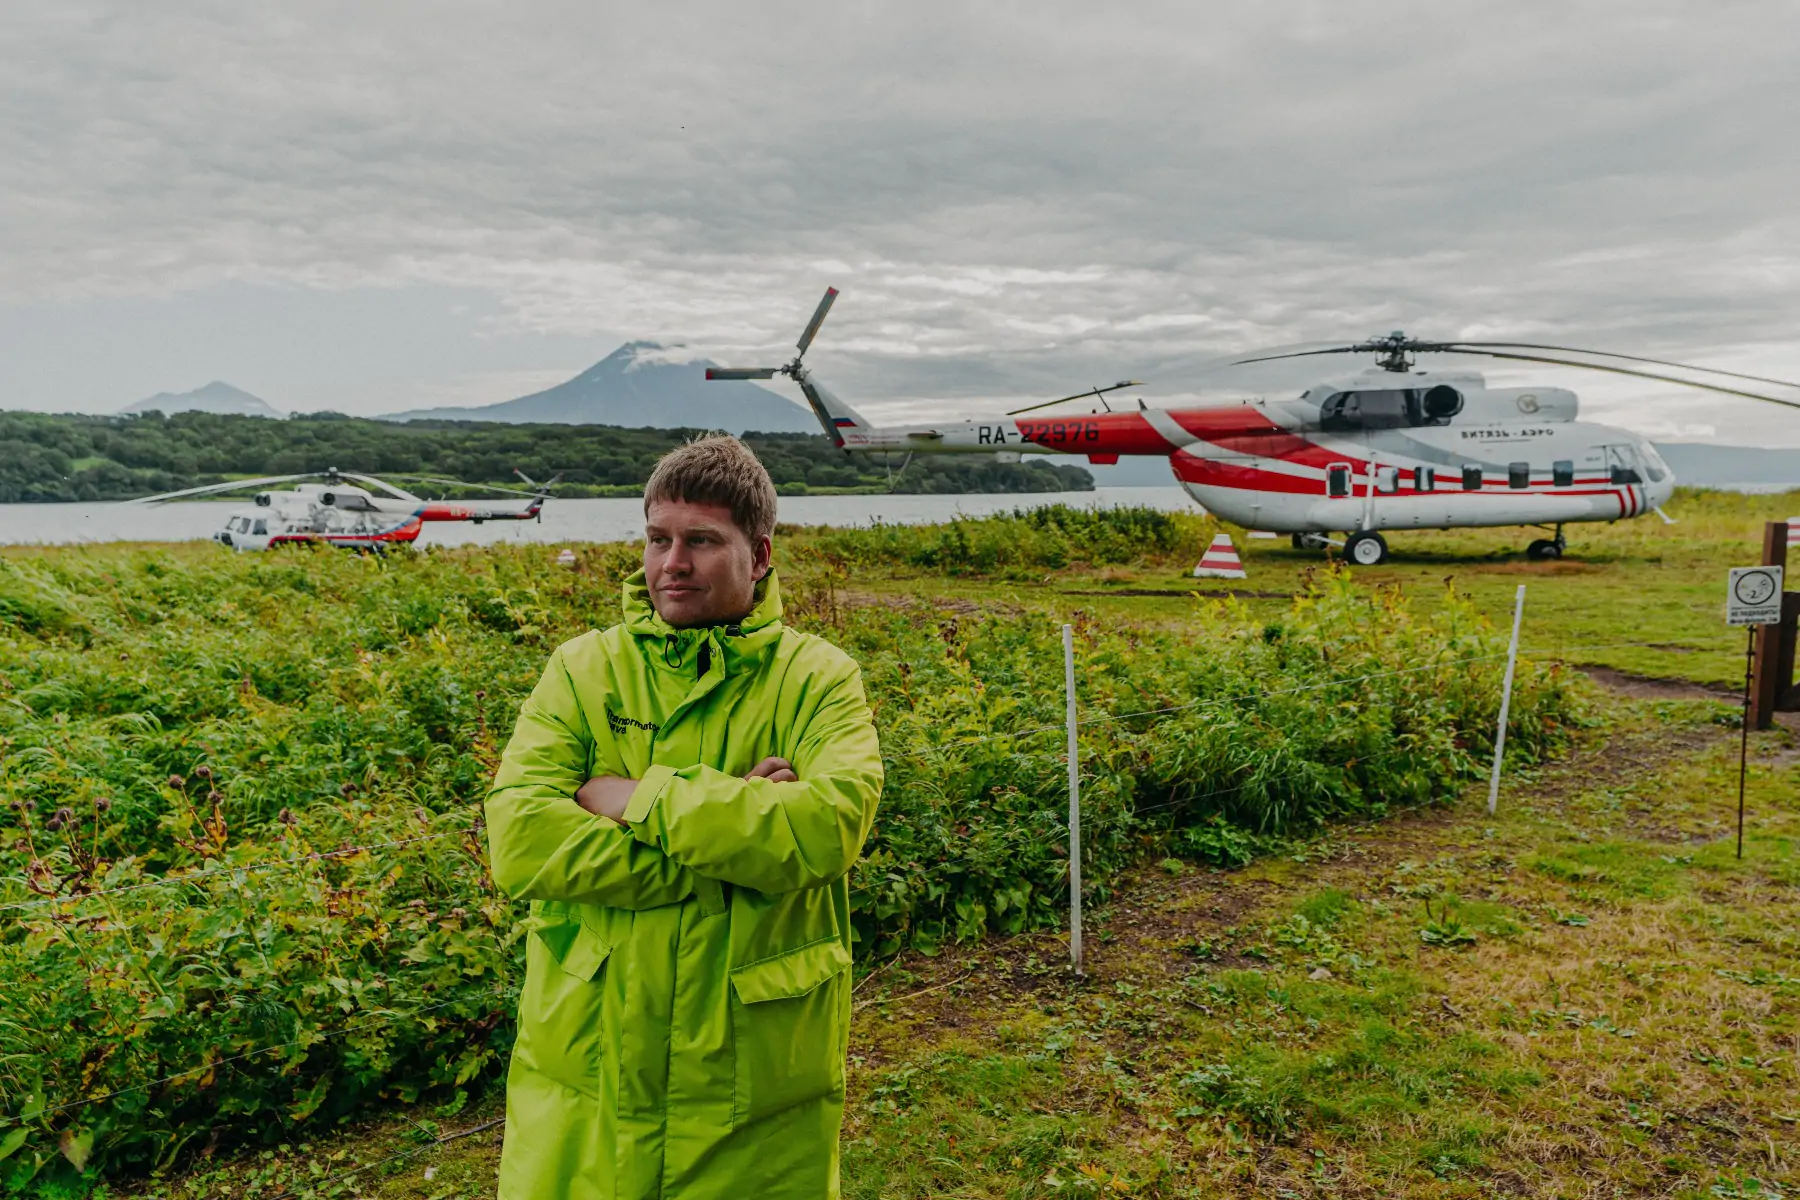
[1509,462,1530,489]
[1462,465,1483,491]
[1327,463,1353,498]
[1414,467,1435,492]
[1553,460,1574,487]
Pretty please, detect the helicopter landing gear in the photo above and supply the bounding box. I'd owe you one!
[1292,532,1337,551]
[1344,530,1389,566]
[1526,524,1568,562]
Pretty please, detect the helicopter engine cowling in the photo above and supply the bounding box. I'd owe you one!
[255,492,272,507]
[1485,386,1578,422]
[1421,384,1463,421]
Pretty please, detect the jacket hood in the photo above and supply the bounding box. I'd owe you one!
[621,568,785,672]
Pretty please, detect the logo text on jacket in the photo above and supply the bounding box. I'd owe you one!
[606,707,661,736]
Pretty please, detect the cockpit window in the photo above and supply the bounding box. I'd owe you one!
[1641,444,1670,483]
[1607,445,1645,486]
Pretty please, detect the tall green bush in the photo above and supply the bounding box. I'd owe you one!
[798,504,1208,576]
[0,543,1578,1191]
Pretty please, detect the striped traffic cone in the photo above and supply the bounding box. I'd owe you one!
[1788,518,1800,550]
[1192,533,1247,579]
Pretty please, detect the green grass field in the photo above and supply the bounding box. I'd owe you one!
[8,487,1798,1199]
[802,486,1800,690]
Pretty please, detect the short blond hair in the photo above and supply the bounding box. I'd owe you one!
[643,435,778,541]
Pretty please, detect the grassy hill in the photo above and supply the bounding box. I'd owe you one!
[0,409,1090,502]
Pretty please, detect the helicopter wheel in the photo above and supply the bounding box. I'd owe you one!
[1292,532,1309,550]
[1344,531,1388,566]
[1526,538,1562,561]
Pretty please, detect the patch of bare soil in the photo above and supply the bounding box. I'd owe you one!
[1482,560,1604,575]
[839,591,1015,616]
[1579,665,1737,703]
[1062,587,1293,599]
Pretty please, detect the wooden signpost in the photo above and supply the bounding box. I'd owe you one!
[1747,519,1800,731]
[1730,523,1794,860]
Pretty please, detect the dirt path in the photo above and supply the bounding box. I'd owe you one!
[850,717,1725,1058]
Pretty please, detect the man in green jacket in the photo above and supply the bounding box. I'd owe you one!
[485,436,883,1199]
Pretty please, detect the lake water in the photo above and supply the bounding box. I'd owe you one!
[0,487,1199,547]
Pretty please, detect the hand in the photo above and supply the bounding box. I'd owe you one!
[575,775,638,825]
[745,756,798,784]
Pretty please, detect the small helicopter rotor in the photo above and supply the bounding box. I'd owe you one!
[378,473,559,499]
[126,472,324,505]
[511,468,564,495]
[336,472,420,502]
[125,469,552,507]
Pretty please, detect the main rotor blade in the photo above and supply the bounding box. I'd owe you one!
[1232,343,1438,366]
[124,473,318,504]
[393,475,548,499]
[1006,379,1146,416]
[1444,348,1800,410]
[1446,341,1800,391]
[796,287,839,355]
[706,368,779,381]
[339,473,421,502]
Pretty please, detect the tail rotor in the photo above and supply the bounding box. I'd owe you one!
[512,468,562,521]
[705,287,861,443]
[704,286,839,387]
[795,287,838,356]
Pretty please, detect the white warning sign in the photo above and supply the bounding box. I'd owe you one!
[1727,566,1784,626]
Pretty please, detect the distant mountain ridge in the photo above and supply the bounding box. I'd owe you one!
[121,381,282,418]
[381,341,819,434]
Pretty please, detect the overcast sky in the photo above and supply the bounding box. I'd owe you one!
[3,1,1798,441]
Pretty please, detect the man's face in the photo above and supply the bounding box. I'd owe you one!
[643,499,772,628]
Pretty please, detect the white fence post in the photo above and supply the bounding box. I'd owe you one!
[1063,623,1083,976]
[1487,584,1526,816]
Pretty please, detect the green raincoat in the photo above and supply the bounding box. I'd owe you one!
[485,569,882,1199]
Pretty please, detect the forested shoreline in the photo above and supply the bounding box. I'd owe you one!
[0,410,1093,501]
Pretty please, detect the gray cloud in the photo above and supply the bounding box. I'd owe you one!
[2,1,1797,436]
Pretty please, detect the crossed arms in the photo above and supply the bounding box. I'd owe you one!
[484,645,883,907]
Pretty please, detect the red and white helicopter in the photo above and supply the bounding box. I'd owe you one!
[711,289,1800,564]
[129,469,558,552]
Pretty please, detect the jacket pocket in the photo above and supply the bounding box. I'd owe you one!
[531,913,612,981]
[515,916,613,1097]
[728,937,852,1127]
